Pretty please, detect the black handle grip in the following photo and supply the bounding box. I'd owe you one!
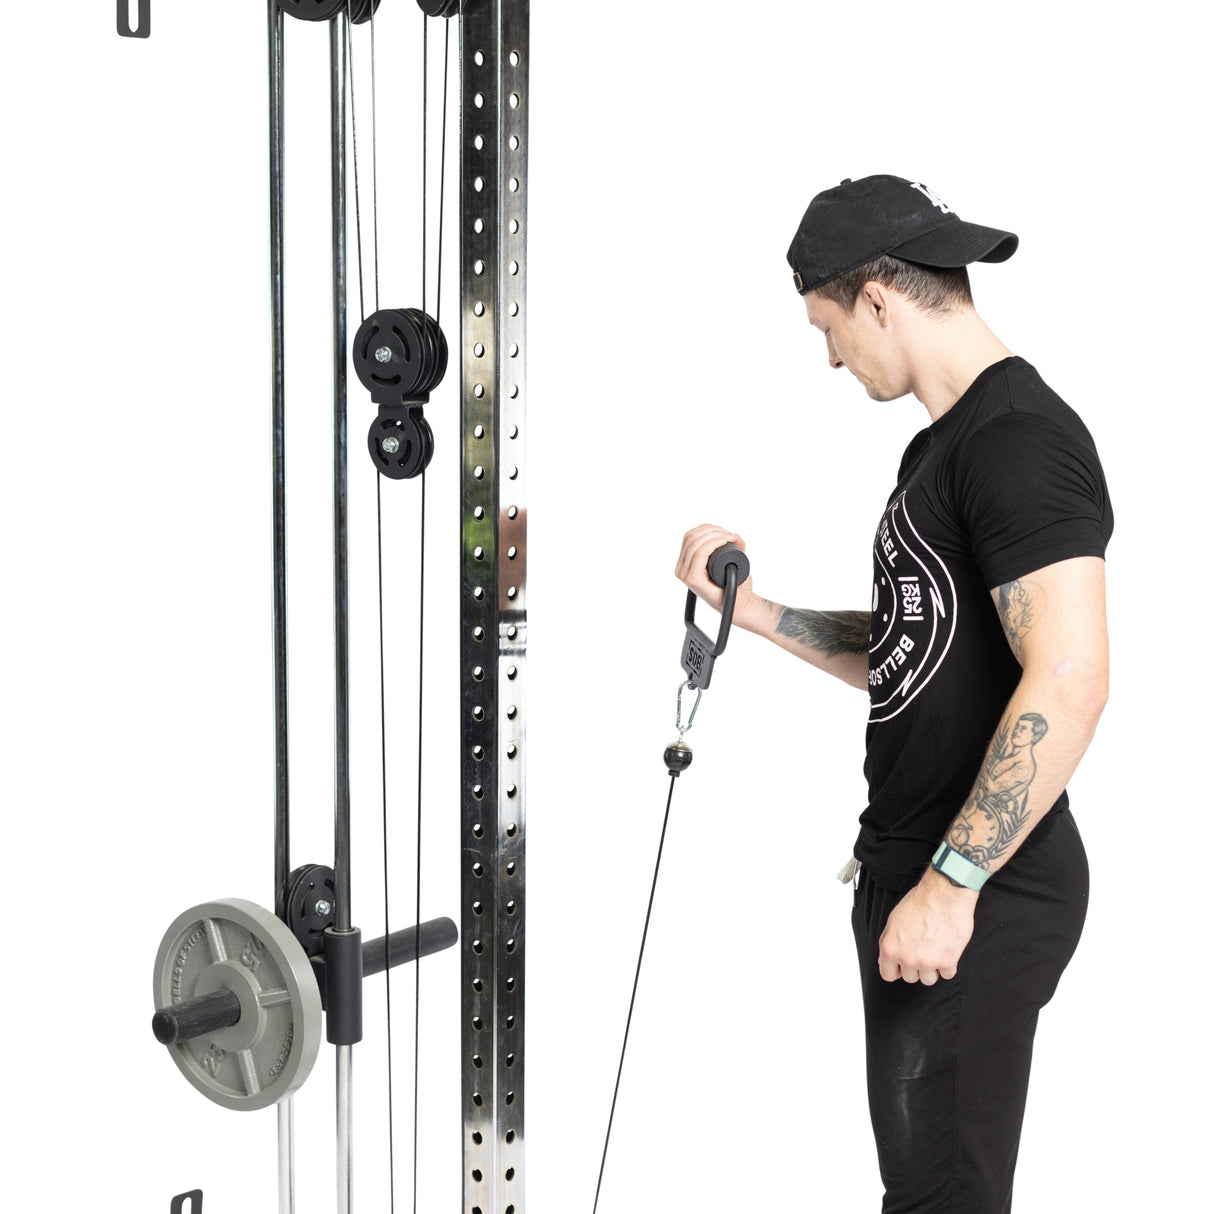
[707,542,750,589]
[680,543,750,690]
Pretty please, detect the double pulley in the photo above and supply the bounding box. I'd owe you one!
[354,307,448,479]
[281,1,459,25]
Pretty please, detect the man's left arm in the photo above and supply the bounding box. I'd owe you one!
[877,555,1109,985]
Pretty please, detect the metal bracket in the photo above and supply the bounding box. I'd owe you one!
[460,3,529,1212]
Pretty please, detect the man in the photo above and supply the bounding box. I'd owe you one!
[675,174,1112,1213]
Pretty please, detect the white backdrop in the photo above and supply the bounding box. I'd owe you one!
[2,2,1208,1211]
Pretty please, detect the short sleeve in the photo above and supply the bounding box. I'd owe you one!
[951,412,1114,589]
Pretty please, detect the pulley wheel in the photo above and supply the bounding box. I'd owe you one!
[369,409,433,480]
[353,309,428,402]
[349,0,383,22]
[280,0,347,21]
[153,898,322,1112]
[417,0,460,16]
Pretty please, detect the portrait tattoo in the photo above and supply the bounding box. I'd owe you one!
[776,608,870,658]
[948,712,1048,870]
[996,579,1035,662]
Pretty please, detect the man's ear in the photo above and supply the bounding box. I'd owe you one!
[860,280,893,327]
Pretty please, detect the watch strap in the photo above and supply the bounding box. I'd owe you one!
[931,841,991,891]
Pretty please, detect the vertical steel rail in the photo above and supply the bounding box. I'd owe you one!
[329,15,355,1214]
[267,5,296,1211]
[460,4,529,1212]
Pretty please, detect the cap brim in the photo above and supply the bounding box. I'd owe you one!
[890,219,1018,267]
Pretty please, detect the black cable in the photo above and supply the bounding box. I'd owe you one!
[592,774,680,1214]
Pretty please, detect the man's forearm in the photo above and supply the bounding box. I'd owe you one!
[739,598,870,690]
[943,671,1106,880]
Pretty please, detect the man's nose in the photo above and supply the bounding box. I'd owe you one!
[826,332,844,370]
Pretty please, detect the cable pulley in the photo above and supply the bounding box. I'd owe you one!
[416,0,460,16]
[354,307,447,479]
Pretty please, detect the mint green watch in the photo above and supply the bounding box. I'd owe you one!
[931,842,991,892]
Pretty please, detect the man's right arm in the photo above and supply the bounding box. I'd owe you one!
[675,524,870,692]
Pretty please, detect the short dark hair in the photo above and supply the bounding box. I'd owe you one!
[814,255,973,317]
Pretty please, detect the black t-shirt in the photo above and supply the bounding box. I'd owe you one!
[857,356,1113,891]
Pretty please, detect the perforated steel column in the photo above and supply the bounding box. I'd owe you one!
[459,4,528,1214]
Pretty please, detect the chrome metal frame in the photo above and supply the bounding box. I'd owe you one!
[460,4,529,1212]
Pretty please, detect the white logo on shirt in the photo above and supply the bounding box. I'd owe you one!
[909,181,952,214]
[868,492,958,722]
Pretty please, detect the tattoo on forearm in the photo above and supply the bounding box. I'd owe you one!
[776,608,870,658]
[996,579,1035,661]
[948,712,1049,871]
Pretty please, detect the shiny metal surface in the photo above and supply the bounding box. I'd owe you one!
[278,1098,296,1214]
[329,14,352,937]
[460,4,528,1212]
[337,1045,354,1214]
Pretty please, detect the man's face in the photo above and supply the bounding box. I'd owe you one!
[804,289,907,402]
[1012,718,1035,747]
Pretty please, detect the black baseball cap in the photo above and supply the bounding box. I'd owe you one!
[787,175,1018,296]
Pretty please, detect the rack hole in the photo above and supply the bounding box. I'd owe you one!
[506,625,518,639]
[506,940,516,955]
[474,177,484,193]
[473,1091,483,1106]
[507,665,518,679]
[506,977,516,991]
[474,50,484,65]
[474,260,485,276]
[474,134,484,150]
[473,1169,482,1182]
[509,302,519,317]
[507,743,518,759]
[506,900,516,915]
[506,860,517,874]
[474,300,485,315]
[506,1017,515,1033]
[473,940,483,955]
[473,1131,483,1145]
[506,705,517,720]
[507,546,517,559]
[507,505,518,520]
[509,424,519,439]
[474,384,485,399]
[474,424,485,439]
[472,744,485,760]
[506,1090,515,1105]
[472,1053,483,1067]
[472,665,485,680]
[509,93,520,109]
[474,92,484,108]
[472,705,485,721]
[510,50,520,66]
[473,626,485,641]
[474,465,485,479]
[473,900,483,915]
[509,344,519,357]
[474,342,485,357]
[506,1167,516,1181]
[473,547,484,562]
[472,862,484,877]
[506,822,517,837]
[472,785,484,800]
[472,823,484,839]
[473,586,485,602]
[473,1016,484,1031]
[474,506,486,521]
[473,978,483,993]
[509,136,519,152]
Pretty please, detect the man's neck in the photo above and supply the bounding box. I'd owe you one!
[905,309,1015,423]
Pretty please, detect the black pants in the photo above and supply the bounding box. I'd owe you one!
[851,808,1088,1213]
